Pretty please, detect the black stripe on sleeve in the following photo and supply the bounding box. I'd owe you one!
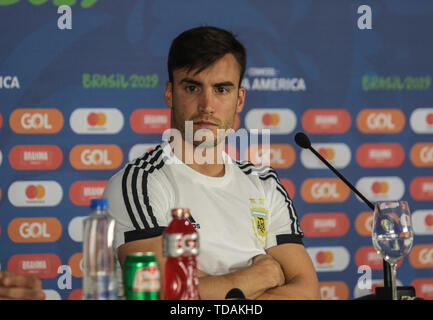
[121,164,141,230]
[124,227,166,243]
[276,234,304,245]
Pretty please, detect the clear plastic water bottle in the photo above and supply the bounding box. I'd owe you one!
[82,198,118,300]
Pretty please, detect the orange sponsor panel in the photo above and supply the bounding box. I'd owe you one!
[410,143,433,167]
[69,145,123,170]
[355,211,374,236]
[355,246,384,270]
[410,177,433,201]
[301,178,350,203]
[9,145,63,170]
[8,217,62,243]
[247,144,295,168]
[7,254,61,278]
[69,180,108,206]
[130,108,171,133]
[280,178,295,199]
[356,143,404,168]
[68,253,83,278]
[409,244,433,268]
[319,281,349,300]
[301,213,350,237]
[302,109,351,134]
[9,108,64,134]
[411,278,433,300]
[357,109,405,133]
[68,289,83,300]
[0,112,3,128]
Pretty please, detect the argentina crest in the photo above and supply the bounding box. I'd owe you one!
[249,198,268,245]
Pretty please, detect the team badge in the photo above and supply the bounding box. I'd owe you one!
[249,198,268,245]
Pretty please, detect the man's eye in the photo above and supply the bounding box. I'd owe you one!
[216,87,229,93]
[186,85,197,92]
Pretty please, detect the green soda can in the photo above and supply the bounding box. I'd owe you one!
[123,252,160,300]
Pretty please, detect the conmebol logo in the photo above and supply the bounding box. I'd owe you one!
[70,108,124,134]
[300,143,351,169]
[410,108,433,134]
[355,177,405,202]
[245,108,296,134]
[307,246,350,272]
[8,181,63,207]
[412,210,433,235]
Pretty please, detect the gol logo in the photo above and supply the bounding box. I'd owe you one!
[409,245,433,268]
[130,109,171,134]
[319,282,349,300]
[355,212,374,236]
[410,177,433,201]
[68,253,83,278]
[301,178,350,203]
[246,144,295,168]
[69,180,108,206]
[7,254,61,278]
[357,109,405,133]
[9,108,63,134]
[9,145,63,170]
[410,143,433,167]
[261,113,280,126]
[280,178,295,199]
[87,112,106,127]
[411,279,433,300]
[302,109,351,134]
[301,213,349,237]
[8,217,62,243]
[70,145,123,170]
[356,143,404,168]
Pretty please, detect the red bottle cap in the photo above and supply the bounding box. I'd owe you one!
[171,208,190,219]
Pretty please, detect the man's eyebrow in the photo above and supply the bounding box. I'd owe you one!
[213,81,235,87]
[179,78,202,86]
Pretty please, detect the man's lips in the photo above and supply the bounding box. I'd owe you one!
[193,121,218,128]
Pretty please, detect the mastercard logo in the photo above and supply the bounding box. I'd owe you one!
[68,253,83,278]
[355,177,405,202]
[301,178,350,203]
[70,108,124,134]
[69,180,108,206]
[8,217,62,243]
[409,177,433,201]
[246,144,295,168]
[356,143,404,168]
[371,181,389,194]
[357,109,405,133]
[9,145,63,170]
[7,254,61,278]
[302,109,351,134]
[410,143,433,167]
[130,108,171,134]
[307,247,350,272]
[69,145,123,170]
[410,108,433,134]
[315,251,334,264]
[301,143,351,169]
[8,181,63,207]
[411,278,433,300]
[319,282,349,300]
[412,210,433,235]
[9,108,64,134]
[301,213,350,237]
[245,108,296,134]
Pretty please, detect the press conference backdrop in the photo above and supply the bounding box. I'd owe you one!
[1,0,433,300]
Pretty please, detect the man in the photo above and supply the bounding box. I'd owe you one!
[103,26,320,300]
[0,271,45,300]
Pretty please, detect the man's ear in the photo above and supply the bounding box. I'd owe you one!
[236,86,246,114]
[164,81,173,109]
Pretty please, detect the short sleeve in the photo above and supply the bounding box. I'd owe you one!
[263,171,303,249]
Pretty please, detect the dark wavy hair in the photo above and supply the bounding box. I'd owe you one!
[167,26,246,86]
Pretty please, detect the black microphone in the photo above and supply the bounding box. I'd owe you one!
[225,288,246,300]
[294,132,391,288]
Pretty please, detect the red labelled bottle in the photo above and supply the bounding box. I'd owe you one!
[163,208,200,300]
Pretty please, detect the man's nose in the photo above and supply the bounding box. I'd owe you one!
[197,89,215,114]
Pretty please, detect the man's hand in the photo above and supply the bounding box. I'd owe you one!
[252,254,285,288]
[0,271,45,300]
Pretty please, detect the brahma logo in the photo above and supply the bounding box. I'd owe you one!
[355,177,405,202]
[307,247,350,272]
[411,279,433,300]
[410,143,433,167]
[9,109,63,134]
[355,246,384,270]
[8,181,63,207]
[410,108,433,134]
[301,143,351,169]
[8,217,62,243]
[70,108,124,134]
[130,109,170,133]
[412,210,433,235]
[245,109,296,134]
[128,144,158,162]
[68,253,83,278]
[357,109,405,133]
[9,145,63,170]
[355,211,374,236]
[69,180,108,206]
[68,216,86,242]
[319,282,349,300]
[70,145,123,170]
[301,213,350,237]
[356,143,404,168]
[301,178,350,203]
[409,177,433,201]
[246,144,295,168]
[409,245,433,268]
[302,109,351,134]
[7,254,61,278]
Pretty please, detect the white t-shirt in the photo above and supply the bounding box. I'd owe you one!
[103,141,303,276]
